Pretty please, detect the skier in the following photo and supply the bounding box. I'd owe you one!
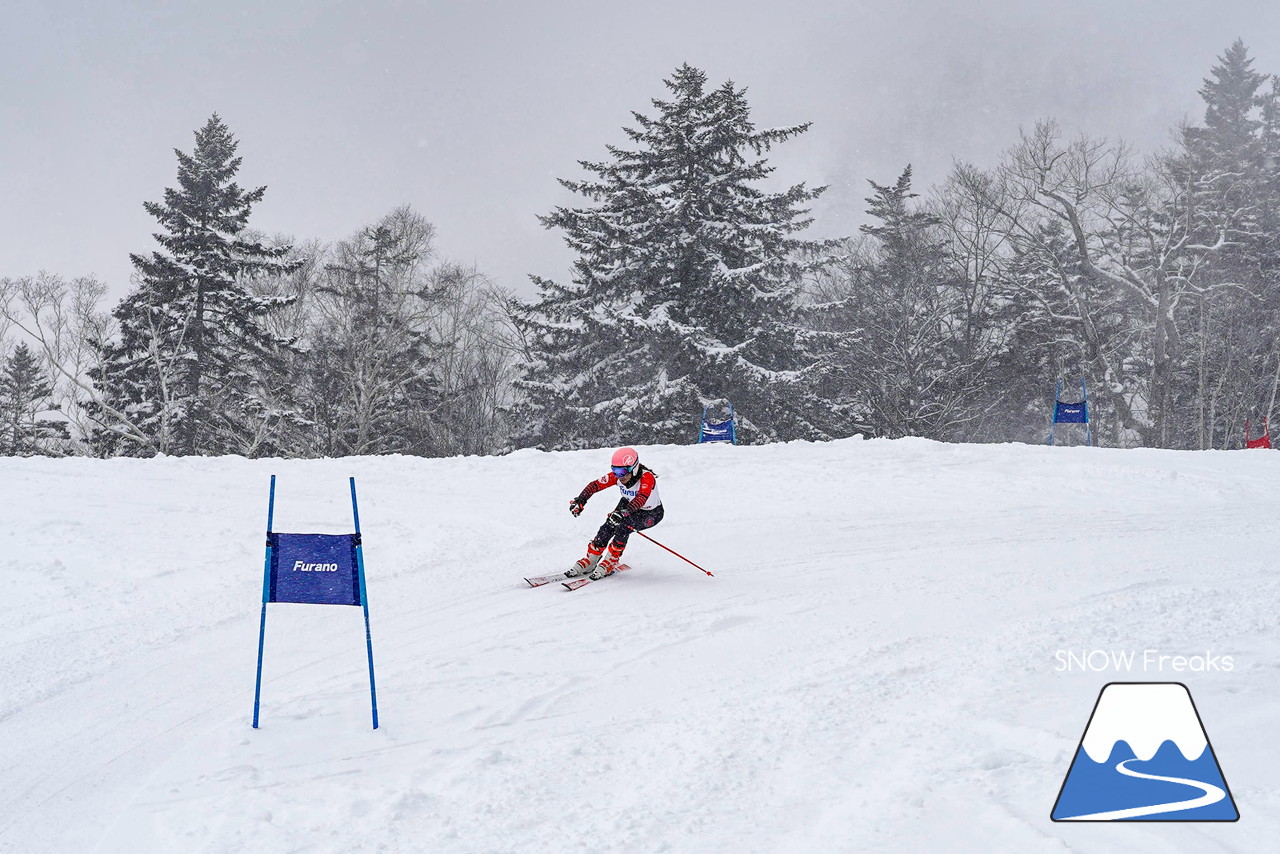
[566,447,664,580]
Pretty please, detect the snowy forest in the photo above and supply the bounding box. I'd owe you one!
[4,42,1280,457]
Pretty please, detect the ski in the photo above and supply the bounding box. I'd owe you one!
[561,563,630,591]
[524,573,569,587]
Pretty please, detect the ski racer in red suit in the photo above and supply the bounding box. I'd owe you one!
[566,447,664,580]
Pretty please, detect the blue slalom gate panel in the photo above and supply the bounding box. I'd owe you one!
[1047,378,1092,446]
[268,533,361,606]
[253,476,379,729]
[700,420,735,442]
[698,403,737,444]
[1054,401,1088,423]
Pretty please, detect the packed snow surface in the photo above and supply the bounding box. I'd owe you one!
[1,437,1278,852]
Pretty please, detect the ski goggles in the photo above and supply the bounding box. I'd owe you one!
[611,465,632,477]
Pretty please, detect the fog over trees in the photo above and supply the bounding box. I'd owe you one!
[4,43,1279,456]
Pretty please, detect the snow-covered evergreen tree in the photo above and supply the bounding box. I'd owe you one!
[1173,41,1278,447]
[90,115,300,456]
[1184,40,1268,175]
[513,64,831,448]
[0,342,68,456]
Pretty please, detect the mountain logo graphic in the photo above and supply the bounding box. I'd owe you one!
[1051,682,1238,821]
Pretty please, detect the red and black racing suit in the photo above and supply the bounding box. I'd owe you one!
[574,465,664,550]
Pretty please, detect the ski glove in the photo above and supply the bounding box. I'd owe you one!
[607,508,630,527]
[570,499,584,517]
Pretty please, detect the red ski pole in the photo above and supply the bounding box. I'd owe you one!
[628,528,714,576]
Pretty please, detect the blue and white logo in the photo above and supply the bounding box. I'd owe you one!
[1051,682,1238,821]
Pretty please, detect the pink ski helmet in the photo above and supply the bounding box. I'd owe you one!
[611,446,640,477]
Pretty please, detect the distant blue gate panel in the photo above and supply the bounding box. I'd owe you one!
[700,420,735,442]
[268,533,361,606]
[1054,402,1088,424]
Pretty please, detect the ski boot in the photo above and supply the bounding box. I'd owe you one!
[588,542,626,580]
[566,543,605,578]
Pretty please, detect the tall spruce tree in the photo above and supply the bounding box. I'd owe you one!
[1252,75,1280,429]
[91,115,299,456]
[1174,42,1277,447]
[1185,40,1268,172]
[514,64,830,449]
[0,342,68,456]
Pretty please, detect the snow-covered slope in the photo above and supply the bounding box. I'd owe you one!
[1,438,1277,852]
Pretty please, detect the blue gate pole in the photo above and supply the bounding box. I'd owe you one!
[351,477,379,730]
[253,474,277,728]
[1048,379,1062,445]
[1082,379,1092,446]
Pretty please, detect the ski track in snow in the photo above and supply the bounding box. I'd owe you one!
[0,439,1277,852]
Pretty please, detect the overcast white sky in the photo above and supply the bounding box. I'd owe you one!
[5,1,1280,301]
